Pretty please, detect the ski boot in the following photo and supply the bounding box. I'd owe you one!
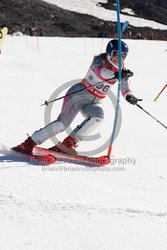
[49,136,78,155]
[12,137,37,154]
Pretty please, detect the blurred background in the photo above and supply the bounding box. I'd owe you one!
[0,0,167,40]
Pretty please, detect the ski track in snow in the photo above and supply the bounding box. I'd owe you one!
[0,192,167,219]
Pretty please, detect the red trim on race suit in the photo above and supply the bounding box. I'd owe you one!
[122,89,132,97]
[82,78,116,99]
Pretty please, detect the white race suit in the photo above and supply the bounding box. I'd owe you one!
[31,53,132,145]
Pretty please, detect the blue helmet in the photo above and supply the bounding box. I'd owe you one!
[106,39,129,66]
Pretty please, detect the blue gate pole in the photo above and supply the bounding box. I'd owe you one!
[107,0,122,157]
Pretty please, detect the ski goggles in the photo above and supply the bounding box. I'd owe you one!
[112,50,127,59]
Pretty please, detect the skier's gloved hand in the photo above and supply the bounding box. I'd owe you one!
[126,94,142,105]
[115,69,133,79]
[122,69,134,79]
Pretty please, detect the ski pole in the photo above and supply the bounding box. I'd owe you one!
[40,77,114,106]
[136,104,167,130]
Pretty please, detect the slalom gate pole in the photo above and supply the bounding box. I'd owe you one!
[136,104,167,130]
[153,84,167,101]
[107,0,122,157]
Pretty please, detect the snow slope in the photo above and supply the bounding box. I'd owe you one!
[0,36,167,250]
[42,0,167,30]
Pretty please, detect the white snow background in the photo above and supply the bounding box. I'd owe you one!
[0,2,167,245]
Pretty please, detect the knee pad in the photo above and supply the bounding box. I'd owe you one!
[74,116,103,141]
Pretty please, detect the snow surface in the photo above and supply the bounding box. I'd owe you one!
[121,8,136,16]
[42,0,167,30]
[0,36,167,250]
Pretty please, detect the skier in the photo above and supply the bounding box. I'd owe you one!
[13,39,142,155]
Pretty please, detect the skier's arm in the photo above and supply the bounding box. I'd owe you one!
[121,78,132,98]
[121,79,142,105]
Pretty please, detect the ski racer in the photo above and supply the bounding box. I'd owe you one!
[13,39,141,155]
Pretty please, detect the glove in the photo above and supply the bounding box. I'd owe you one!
[122,69,133,79]
[115,69,133,79]
[126,94,142,105]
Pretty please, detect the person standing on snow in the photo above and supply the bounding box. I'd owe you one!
[13,39,141,155]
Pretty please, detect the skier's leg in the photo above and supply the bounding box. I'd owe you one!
[12,83,91,154]
[31,121,65,145]
[31,82,88,145]
[63,102,104,147]
[12,119,67,154]
[12,90,80,153]
[72,102,104,141]
[31,91,83,145]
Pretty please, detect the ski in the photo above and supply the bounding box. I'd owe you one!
[0,145,110,166]
[0,145,55,165]
[34,147,110,166]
